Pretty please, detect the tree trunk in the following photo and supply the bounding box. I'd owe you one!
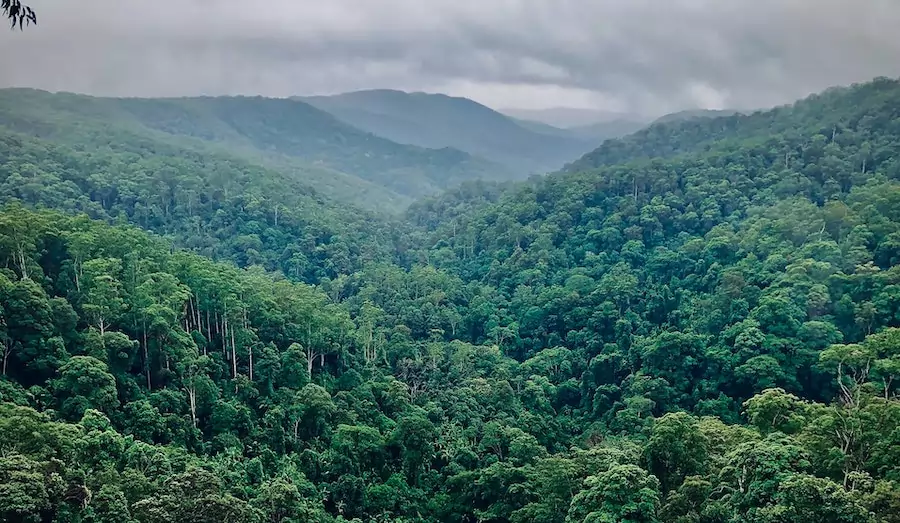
[186,298,194,332]
[231,323,238,379]
[221,304,229,360]
[306,349,316,380]
[187,385,197,428]
[364,326,374,364]
[17,246,28,280]
[194,296,202,336]
[1,342,9,376]
[143,321,151,389]
[205,305,211,355]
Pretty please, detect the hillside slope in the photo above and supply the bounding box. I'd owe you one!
[566,77,900,172]
[652,108,741,124]
[0,123,405,283]
[0,89,513,203]
[420,77,900,355]
[301,89,594,173]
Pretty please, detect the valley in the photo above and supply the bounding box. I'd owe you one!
[1,76,899,523]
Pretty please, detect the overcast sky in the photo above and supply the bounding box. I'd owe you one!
[1,0,899,116]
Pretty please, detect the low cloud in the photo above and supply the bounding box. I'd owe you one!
[2,0,899,115]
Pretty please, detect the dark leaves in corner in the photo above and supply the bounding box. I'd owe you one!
[2,0,37,30]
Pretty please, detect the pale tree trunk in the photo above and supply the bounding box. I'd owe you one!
[231,323,238,379]
[222,302,229,361]
[364,325,375,364]
[204,306,211,355]
[194,296,202,336]
[243,306,251,380]
[143,321,151,389]
[305,323,318,379]
[186,384,198,428]
[223,299,228,355]
[17,245,28,280]
[73,256,81,291]
[306,348,317,380]
[189,296,195,332]
[216,310,225,358]
[2,340,10,376]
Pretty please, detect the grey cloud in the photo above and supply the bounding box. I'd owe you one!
[1,0,899,115]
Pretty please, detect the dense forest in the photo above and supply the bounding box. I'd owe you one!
[1,77,899,523]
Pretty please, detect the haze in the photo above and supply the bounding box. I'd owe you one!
[2,0,900,117]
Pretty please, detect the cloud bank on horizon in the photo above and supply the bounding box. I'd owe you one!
[2,0,899,116]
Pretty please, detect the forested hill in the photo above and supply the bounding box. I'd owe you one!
[300,89,596,174]
[565,76,900,172]
[651,109,741,125]
[1,77,900,523]
[0,119,409,284]
[565,118,649,142]
[0,88,514,203]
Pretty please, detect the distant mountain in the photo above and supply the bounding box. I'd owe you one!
[507,117,577,138]
[511,115,648,147]
[500,107,636,128]
[300,90,593,174]
[652,108,741,125]
[566,119,649,142]
[0,89,516,206]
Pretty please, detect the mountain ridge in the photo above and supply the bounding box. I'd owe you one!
[499,106,640,128]
[0,88,515,205]
[299,89,599,174]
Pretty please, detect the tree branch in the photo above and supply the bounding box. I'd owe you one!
[2,0,36,30]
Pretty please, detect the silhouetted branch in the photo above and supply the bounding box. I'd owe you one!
[2,0,36,29]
